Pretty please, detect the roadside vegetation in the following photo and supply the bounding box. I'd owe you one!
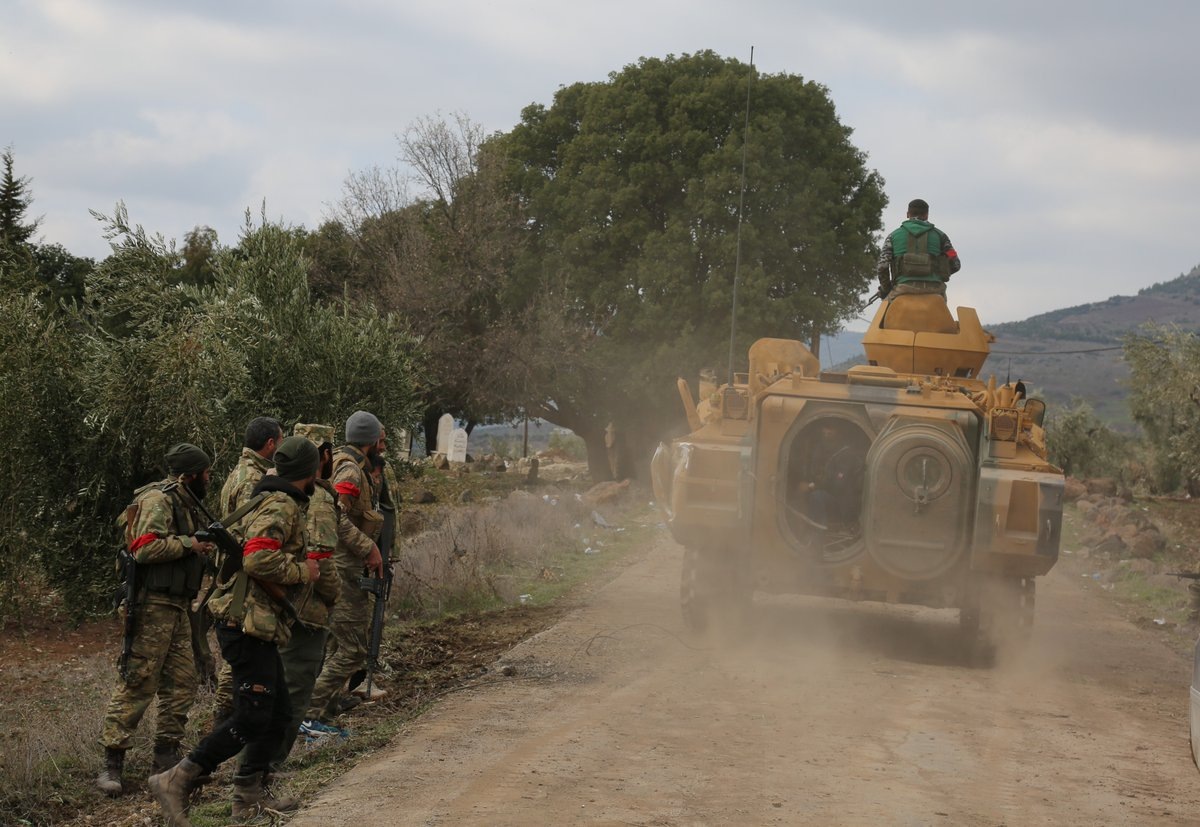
[0,468,656,827]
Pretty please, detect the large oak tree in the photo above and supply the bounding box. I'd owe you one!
[497,51,887,478]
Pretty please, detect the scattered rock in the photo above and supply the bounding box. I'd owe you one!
[1086,477,1118,497]
[413,489,437,504]
[397,511,424,536]
[1093,534,1127,555]
[431,453,451,471]
[1076,500,1097,515]
[1130,529,1166,559]
[1063,477,1087,503]
[582,479,631,506]
[458,489,474,504]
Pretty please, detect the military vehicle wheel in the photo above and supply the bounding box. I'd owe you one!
[680,546,751,633]
[961,576,1035,664]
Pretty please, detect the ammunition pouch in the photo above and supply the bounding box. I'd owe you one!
[895,230,950,281]
[119,481,204,600]
[142,553,206,600]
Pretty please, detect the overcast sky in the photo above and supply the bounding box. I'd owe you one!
[4,0,1197,326]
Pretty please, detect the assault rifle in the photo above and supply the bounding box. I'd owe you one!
[1167,572,1200,581]
[185,490,307,628]
[358,472,396,698]
[116,548,139,682]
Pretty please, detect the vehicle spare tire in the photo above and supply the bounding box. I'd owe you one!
[862,417,974,581]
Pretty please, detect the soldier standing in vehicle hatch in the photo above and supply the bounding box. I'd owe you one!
[877,198,961,299]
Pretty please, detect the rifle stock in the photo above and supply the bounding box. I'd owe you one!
[117,548,138,682]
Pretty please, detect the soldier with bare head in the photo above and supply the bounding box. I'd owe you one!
[877,198,961,300]
[149,436,322,825]
[209,415,284,723]
[96,444,216,796]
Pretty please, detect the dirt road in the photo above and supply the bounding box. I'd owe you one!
[291,533,1200,826]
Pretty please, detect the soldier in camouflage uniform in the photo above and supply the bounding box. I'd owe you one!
[149,436,321,826]
[209,416,283,724]
[96,444,217,796]
[272,422,373,762]
[305,410,386,726]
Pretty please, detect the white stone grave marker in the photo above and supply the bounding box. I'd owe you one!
[449,428,469,463]
[436,414,455,455]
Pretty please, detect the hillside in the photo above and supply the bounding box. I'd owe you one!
[828,264,1200,427]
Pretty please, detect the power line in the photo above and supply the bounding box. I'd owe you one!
[990,344,1125,355]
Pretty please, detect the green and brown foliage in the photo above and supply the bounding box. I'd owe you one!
[1045,400,1130,480]
[315,113,537,447]
[0,205,421,619]
[1126,326,1200,494]
[497,50,887,477]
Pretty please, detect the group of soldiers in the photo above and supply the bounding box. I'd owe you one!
[96,410,396,826]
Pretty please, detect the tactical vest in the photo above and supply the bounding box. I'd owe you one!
[332,447,383,541]
[892,224,950,282]
[118,481,206,600]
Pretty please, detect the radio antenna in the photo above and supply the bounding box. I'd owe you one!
[726,46,755,385]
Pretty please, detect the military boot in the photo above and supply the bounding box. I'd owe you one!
[153,740,182,773]
[232,771,299,818]
[261,769,300,813]
[147,756,204,827]
[94,747,125,796]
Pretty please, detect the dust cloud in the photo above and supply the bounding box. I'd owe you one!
[292,531,1200,826]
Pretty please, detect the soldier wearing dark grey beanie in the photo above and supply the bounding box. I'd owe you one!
[345,410,382,445]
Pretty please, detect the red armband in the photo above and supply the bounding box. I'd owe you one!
[334,481,361,499]
[130,533,160,552]
[243,537,282,557]
[307,550,333,561]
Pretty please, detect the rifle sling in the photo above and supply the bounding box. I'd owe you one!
[196,492,267,610]
[228,570,251,620]
[222,492,267,530]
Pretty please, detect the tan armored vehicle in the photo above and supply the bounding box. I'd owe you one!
[651,293,1063,650]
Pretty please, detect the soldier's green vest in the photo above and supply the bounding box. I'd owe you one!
[118,481,206,600]
[891,220,951,283]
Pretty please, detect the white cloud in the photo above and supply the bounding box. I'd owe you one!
[3,0,1198,325]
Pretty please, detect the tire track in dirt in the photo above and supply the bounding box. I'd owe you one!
[290,530,1200,826]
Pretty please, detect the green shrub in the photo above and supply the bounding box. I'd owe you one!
[1046,400,1130,481]
[0,208,424,620]
[547,430,587,461]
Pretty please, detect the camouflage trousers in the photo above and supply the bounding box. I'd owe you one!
[274,623,329,764]
[99,599,198,750]
[212,660,235,727]
[306,583,370,721]
[887,280,947,298]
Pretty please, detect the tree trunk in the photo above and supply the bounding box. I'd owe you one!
[579,425,614,483]
[421,408,440,457]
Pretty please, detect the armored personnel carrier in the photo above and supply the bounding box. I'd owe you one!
[651,293,1063,650]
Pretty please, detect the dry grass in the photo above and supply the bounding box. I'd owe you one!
[393,490,595,616]
[0,482,648,827]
